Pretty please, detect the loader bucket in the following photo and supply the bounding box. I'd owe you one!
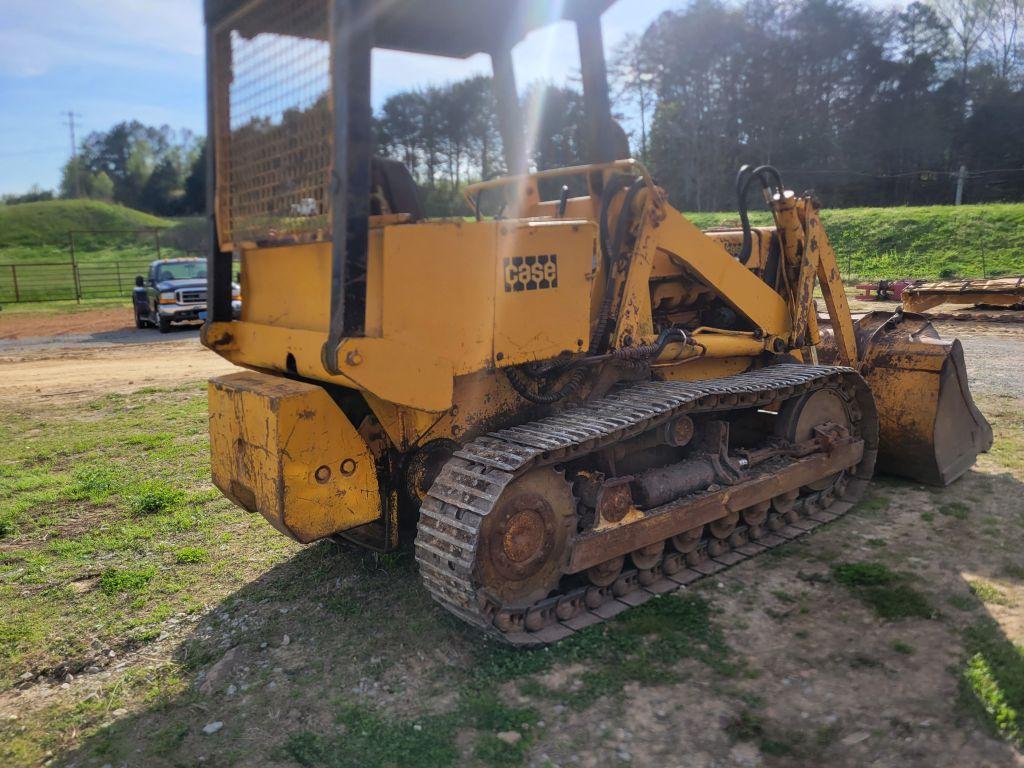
[823,311,993,486]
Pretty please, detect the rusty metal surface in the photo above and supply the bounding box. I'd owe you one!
[415,364,879,646]
[902,276,1024,314]
[818,310,994,486]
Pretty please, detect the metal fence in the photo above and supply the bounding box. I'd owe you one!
[0,228,204,304]
[0,259,156,303]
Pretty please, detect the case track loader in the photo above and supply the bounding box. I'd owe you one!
[200,0,993,644]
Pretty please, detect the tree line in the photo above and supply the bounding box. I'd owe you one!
[10,0,1023,215]
[374,0,1024,211]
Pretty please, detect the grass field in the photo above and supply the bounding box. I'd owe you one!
[3,199,1022,286]
[0,201,204,303]
[1,369,1022,765]
[687,203,1024,280]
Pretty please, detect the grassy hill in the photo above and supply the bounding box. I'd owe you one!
[0,199,173,251]
[0,201,197,303]
[687,203,1024,280]
[1,199,1020,303]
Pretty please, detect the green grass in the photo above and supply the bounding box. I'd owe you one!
[277,706,460,768]
[832,562,934,620]
[0,200,204,302]
[474,593,738,711]
[124,481,184,516]
[0,200,172,251]
[174,547,208,564]
[268,593,733,768]
[940,502,970,520]
[962,619,1024,747]
[968,579,1016,607]
[98,566,156,596]
[688,202,1024,279]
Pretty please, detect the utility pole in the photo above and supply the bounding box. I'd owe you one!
[955,164,967,206]
[63,110,82,198]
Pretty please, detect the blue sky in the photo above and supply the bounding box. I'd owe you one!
[0,0,897,196]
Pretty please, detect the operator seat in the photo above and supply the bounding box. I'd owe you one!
[371,158,425,221]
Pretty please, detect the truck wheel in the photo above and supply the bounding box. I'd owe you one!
[158,315,172,334]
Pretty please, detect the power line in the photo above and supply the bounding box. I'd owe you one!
[778,167,1024,180]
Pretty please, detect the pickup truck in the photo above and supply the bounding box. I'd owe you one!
[133,258,239,333]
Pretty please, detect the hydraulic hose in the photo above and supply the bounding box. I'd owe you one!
[505,365,588,405]
[591,176,648,355]
[506,175,651,405]
[736,164,785,265]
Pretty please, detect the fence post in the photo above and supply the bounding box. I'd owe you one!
[116,262,123,294]
[154,229,162,260]
[10,265,18,302]
[68,231,81,302]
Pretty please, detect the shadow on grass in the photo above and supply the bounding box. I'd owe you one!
[52,525,746,768]
[51,469,1024,768]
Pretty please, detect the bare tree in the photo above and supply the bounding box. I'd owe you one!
[985,0,1023,80]
[610,34,657,161]
[931,0,996,86]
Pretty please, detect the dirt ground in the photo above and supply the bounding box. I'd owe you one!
[0,308,135,341]
[0,304,1022,768]
[0,306,236,405]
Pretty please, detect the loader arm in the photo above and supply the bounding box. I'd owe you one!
[770,196,859,367]
[612,195,793,352]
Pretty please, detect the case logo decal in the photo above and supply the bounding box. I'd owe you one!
[503,255,558,293]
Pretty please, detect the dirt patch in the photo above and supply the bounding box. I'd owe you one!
[0,308,135,340]
[0,338,238,405]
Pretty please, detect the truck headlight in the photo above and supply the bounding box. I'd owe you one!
[159,292,176,305]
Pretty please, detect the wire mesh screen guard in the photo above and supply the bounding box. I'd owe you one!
[215,0,331,247]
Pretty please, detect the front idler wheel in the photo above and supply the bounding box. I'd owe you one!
[475,467,577,608]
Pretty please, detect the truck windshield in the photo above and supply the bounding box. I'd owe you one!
[156,262,207,282]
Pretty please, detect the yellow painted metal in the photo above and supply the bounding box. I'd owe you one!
[612,193,661,348]
[207,216,595,412]
[380,221,496,374]
[203,150,993,549]
[208,371,381,543]
[494,220,597,365]
[819,312,993,486]
[204,321,455,412]
[655,357,752,382]
[365,371,520,452]
[651,206,792,339]
[806,209,857,366]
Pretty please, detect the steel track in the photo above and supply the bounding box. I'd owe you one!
[415,364,878,646]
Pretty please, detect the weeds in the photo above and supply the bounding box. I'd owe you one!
[832,562,933,620]
[472,593,737,711]
[174,547,208,564]
[124,480,183,516]
[968,579,1015,607]
[961,619,1024,747]
[276,706,459,768]
[98,566,155,596]
[66,464,122,502]
[939,502,970,520]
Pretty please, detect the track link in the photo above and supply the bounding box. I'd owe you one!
[415,364,878,646]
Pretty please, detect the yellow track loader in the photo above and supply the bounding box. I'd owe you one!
[200,0,992,644]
